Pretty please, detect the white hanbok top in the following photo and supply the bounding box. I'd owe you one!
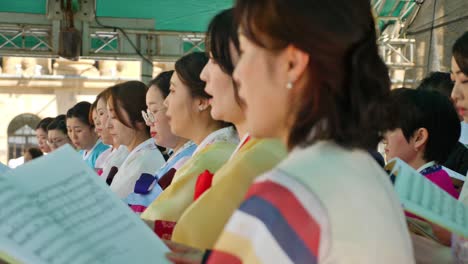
[110,139,165,198]
[100,145,129,181]
[95,147,112,170]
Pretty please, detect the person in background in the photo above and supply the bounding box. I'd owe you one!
[452,32,468,199]
[385,89,460,194]
[169,8,287,251]
[24,147,43,162]
[47,115,73,152]
[451,32,468,264]
[35,117,53,154]
[417,72,468,186]
[141,52,238,239]
[93,88,129,180]
[385,88,460,263]
[90,96,112,173]
[126,71,196,213]
[107,81,165,198]
[418,72,455,99]
[66,101,109,169]
[90,100,100,136]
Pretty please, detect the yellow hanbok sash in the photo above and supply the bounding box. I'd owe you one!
[171,138,287,249]
[140,141,237,229]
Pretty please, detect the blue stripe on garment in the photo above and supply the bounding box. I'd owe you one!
[239,196,318,264]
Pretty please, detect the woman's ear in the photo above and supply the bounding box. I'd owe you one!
[195,97,211,112]
[412,128,429,152]
[285,44,310,87]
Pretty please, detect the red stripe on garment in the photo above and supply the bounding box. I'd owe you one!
[130,205,147,213]
[194,170,214,201]
[154,220,176,240]
[245,180,322,257]
[207,250,242,264]
[239,136,251,149]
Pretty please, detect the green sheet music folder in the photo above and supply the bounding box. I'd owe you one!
[386,158,468,238]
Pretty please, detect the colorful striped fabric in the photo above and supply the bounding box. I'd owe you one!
[209,141,415,264]
[171,138,286,250]
[207,170,329,264]
[140,127,239,236]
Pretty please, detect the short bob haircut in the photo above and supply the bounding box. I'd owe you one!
[390,88,460,164]
[453,31,468,75]
[108,81,149,135]
[66,101,94,128]
[148,70,174,99]
[417,72,454,99]
[235,0,395,150]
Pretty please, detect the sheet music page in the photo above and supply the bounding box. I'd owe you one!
[386,158,468,237]
[1,145,169,264]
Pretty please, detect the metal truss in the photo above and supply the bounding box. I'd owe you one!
[0,0,205,62]
[0,23,54,56]
[371,0,422,85]
[378,36,416,69]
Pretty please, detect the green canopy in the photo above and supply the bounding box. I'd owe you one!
[0,0,233,32]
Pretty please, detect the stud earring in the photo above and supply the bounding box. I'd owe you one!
[286,81,293,90]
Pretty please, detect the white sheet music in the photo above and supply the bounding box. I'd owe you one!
[0,145,169,264]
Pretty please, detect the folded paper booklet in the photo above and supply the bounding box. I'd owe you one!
[385,158,468,238]
[0,145,169,264]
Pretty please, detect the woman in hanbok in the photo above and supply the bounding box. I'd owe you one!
[446,31,468,264]
[166,0,415,263]
[126,71,197,213]
[107,81,165,198]
[93,88,129,181]
[140,52,239,239]
[66,101,109,169]
[170,8,287,250]
[89,99,110,172]
[47,115,73,152]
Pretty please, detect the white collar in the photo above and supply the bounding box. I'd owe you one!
[82,139,102,159]
[122,138,155,164]
[417,161,436,173]
[229,133,251,160]
[167,140,196,163]
[193,126,239,156]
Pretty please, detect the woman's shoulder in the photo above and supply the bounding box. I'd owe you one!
[137,146,166,164]
[279,141,382,180]
[239,138,287,159]
[197,141,237,157]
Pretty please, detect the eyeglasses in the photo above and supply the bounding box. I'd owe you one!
[142,110,155,124]
[142,108,166,125]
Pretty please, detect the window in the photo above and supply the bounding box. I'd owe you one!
[7,113,41,161]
